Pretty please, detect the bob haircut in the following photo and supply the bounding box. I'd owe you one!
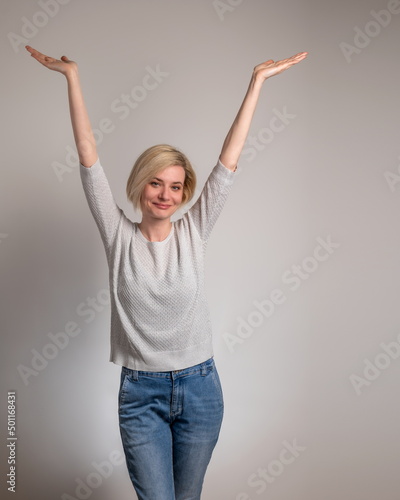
[126,144,197,212]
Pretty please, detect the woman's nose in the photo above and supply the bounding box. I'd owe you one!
[158,187,169,200]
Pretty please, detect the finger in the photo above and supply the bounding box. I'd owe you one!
[282,53,306,64]
[287,53,305,62]
[29,49,47,62]
[279,53,307,67]
[292,52,308,60]
[25,45,38,54]
[35,54,53,65]
[26,46,45,58]
[26,45,56,66]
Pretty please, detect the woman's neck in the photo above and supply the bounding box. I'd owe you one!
[138,219,172,242]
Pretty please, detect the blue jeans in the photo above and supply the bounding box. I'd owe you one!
[118,357,224,500]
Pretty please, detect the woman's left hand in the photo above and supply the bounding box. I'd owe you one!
[253,51,308,82]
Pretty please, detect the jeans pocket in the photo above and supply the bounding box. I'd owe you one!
[210,366,224,407]
[118,368,132,408]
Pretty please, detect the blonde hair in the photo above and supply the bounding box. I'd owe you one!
[126,144,197,211]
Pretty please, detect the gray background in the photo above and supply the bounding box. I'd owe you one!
[1,0,400,499]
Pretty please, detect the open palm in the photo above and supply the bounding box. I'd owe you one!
[254,52,308,81]
[25,45,77,76]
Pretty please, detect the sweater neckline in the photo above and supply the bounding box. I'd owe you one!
[136,222,175,244]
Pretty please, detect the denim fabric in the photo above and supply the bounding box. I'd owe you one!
[118,357,224,500]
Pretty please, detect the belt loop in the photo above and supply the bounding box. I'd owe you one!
[201,361,208,376]
[132,369,139,381]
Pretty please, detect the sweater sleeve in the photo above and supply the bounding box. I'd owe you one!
[184,159,236,242]
[80,158,123,252]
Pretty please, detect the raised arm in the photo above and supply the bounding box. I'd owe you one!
[219,51,308,171]
[25,45,97,168]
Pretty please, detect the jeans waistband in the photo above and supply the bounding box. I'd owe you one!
[121,357,215,381]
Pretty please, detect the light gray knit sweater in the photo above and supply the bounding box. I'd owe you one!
[80,157,236,371]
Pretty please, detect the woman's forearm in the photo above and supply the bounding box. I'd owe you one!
[219,52,308,172]
[66,70,97,168]
[25,46,98,168]
[219,74,263,171]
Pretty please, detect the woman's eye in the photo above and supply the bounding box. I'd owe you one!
[150,181,159,186]
[172,186,181,191]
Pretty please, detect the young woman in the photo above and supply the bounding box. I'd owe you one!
[26,45,307,500]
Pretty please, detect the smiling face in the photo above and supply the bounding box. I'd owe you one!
[140,165,186,222]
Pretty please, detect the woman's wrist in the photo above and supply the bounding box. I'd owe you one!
[251,69,267,89]
[64,65,79,82]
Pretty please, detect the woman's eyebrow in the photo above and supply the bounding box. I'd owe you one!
[153,177,183,185]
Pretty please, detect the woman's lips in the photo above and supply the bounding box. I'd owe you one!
[153,203,171,209]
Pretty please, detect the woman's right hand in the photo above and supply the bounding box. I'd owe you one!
[25,45,77,77]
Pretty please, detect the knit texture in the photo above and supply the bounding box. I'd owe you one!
[80,157,236,371]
